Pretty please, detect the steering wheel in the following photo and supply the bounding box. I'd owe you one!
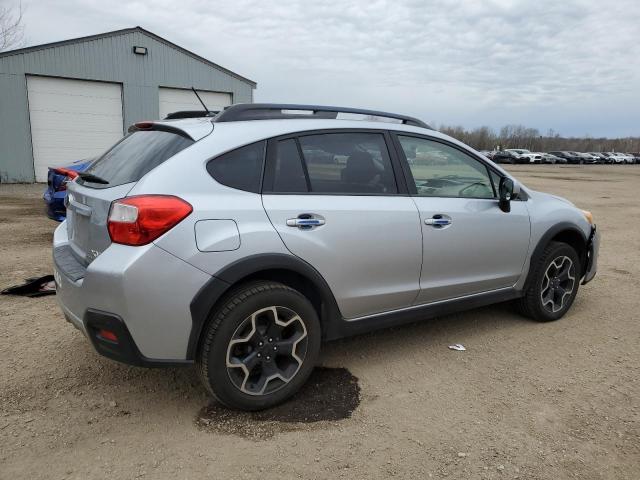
[458,182,490,197]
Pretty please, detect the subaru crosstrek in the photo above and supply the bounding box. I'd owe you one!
[53,104,599,410]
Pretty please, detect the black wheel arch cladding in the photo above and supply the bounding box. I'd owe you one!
[187,253,342,360]
[525,222,588,290]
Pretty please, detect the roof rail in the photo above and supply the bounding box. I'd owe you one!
[213,103,431,129]
[164,110,219,120]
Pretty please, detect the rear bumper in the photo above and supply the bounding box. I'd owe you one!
[83,310,191,367]
[582,225,599,284]
[53,221,209,365]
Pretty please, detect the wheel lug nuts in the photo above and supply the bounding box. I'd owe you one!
[257,353,261,358]
[269,338,273,342]
[258,342,263,346]
[273,346,277,351]
[266,356,270,360]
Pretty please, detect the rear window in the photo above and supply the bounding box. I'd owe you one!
[80,130,194,188]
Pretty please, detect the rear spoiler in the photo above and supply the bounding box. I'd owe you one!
[164,110,219,120]
[127,122,195,141]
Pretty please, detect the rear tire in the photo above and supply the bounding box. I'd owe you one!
[197,281,321,411]
[517,242,580,322]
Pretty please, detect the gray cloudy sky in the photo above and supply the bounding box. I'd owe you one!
[19,0,640,137]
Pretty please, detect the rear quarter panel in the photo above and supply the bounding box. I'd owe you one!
[128,130,290,276]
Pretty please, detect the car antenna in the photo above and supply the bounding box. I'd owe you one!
[191,87,211,115]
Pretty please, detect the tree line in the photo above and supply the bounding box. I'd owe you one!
[0,2,24,52]
[438,124,640,153]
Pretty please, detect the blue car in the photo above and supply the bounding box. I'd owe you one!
[43,158,93,221]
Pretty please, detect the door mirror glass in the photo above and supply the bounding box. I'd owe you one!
[498,177,514,212]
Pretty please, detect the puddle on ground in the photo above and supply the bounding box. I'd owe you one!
[612,268,631,275]
[196,367,360,439]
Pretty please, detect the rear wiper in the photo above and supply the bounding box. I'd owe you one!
[77,172,109,184]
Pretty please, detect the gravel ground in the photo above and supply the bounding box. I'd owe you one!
[1,165,638,479]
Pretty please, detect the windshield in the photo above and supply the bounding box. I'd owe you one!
[80,130,194,188]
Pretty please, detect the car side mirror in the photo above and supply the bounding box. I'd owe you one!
[499,177,515,213]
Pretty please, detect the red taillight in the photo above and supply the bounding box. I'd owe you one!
[98,329,118,342]
[52,168,79,192]
[107,195,192,246]
[134,121,154,130]
[53,167,79,179]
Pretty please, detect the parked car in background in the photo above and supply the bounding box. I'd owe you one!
[541,153,566,164]
[493,150,528,164]
[52,103,599,410]
[505,149,542,163]
[620,153,636,164]
[478,150,495,159]
[629,153,640,163]
[588,152,608,163]
[603,152,627,164]
[548,151,582,164]
[43,159,93,221]
[580,152,602,164]
[522,152,543,163]
[505,150,543,164]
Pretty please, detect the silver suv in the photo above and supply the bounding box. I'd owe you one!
[53,104,599,410]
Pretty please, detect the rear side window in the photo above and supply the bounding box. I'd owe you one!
[272,139,308,193]
[268,132,397,195]
[299,133,397,194]
[207,141,266,193]
[81,130,194,188]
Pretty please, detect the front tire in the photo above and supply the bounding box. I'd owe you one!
[197,281,321,411]
[517,242,580,322]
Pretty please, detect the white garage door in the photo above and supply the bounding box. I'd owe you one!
[27,76,123,182]
[159,87,232,119]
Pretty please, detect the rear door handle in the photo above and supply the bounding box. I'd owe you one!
[286,215,325,229]
[424,215,452,227]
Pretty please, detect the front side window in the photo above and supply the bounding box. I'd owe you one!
[296,133,398,194]
[397,135,495,199]
[207,141,266,193]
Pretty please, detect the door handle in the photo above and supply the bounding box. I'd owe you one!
[286,215,325,229]
[424,215,452,227]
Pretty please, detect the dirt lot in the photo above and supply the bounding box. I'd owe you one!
[1,166,638,480]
